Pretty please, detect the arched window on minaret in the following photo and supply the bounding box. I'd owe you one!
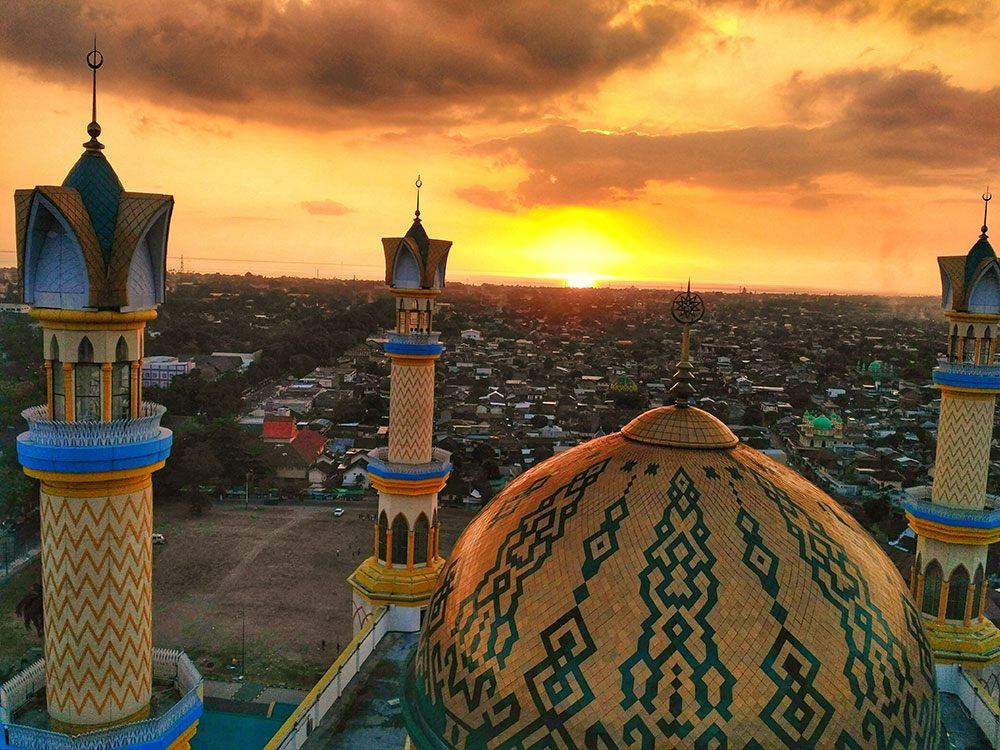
[378,512,388,563]
[75,337,101,421]
[50,336,64,420]
[984,327,993,365]
[973,565,985,620]
[392,514,409,568]
[921,560,942,617]
[950,325,960,362]
[946,565,970,621]
[964,325,977,364]
[413,513,429,566]
[112,336,131,419]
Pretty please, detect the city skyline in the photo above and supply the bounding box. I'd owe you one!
[1,0,998,294]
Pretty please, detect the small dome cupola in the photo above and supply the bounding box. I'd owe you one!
[13,43,174,312]
[382,177,452,291]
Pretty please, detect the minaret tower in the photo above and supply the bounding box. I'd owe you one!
[905,191,1000,674]
[5,46,201,747]
[349,180,452,634]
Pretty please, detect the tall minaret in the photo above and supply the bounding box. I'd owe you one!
[906,191,1000,675]
[9,46,200,746]
[349,180,452,634]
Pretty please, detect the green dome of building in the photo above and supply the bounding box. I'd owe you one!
[813,415,833,430]
[868,361,882,373]
[610,375,638,393]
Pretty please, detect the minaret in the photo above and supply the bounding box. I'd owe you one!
[349,179,452,634]
[905,190,1000,674]
[7,46,201,746]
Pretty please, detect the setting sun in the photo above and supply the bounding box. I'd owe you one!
[564,272,599,288]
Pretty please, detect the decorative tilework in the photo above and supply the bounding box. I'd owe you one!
[403,415,938,750]
[931,393,994,509]
[388,361,436,464]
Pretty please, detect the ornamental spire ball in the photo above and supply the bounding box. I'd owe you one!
[982,188,992,239]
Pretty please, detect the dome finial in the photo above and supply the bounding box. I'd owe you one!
[414,174,422,222]
[982,187,992,239]
[669,281,704,408]
[84,36,104,150]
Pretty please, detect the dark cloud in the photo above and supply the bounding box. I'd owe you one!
[697,0,995,31]
[0,0,696,128]
[301,200,354,216]
[464,68,999,209]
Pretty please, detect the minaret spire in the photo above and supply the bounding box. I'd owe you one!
[414,174,422,222]
[84,36,104,150]
[669,281,704,408]
[982,188,992,239]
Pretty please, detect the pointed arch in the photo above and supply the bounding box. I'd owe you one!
[984,327,994,365]
[77,337,94,363]
[377,511,388,563]
[391,513,409,566]
[964,325,977,363]
[969,262,1000,314]
[973,565,986,620]
[413,513,429,566]
[50,335,60,362]
[23,193,92,309]
[112,336,132,420]
[946,564,970,620]
[921,560,942,617]
[51,335,65,420]
[392,242,422,289]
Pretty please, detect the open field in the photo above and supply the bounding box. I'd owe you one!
[150,499,476,688]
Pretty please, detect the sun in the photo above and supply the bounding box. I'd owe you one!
[564,272,599,288]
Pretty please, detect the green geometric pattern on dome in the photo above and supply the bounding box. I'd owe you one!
[63,150,123,262]
[403,432,939,750]
[812,415,832,430]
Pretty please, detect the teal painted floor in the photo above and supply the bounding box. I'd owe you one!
[191,703,296,750]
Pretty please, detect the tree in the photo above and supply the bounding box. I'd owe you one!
[15,580,43,637]
[863,496,891,526]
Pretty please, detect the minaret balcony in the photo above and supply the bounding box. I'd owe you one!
[904,498,1000,545]
[0,648,203,750]
[367,446,452,496]
[933,359,1000,390]
[385,332,443,357]
[16,402,172,475]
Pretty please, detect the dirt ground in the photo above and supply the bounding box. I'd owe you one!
[151,499,476,689]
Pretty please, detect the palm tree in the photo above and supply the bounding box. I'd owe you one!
[15,580,43,637]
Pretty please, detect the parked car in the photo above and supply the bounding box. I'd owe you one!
[333,508,344,517]
[152,533,166,545]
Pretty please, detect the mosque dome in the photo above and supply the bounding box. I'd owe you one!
[869,361,882,373]
[812,415,833,430]
[609,375,638,393]
[403,405,937,749]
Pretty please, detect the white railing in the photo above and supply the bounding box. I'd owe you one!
[954,666,1000,747]
[20,403,165,447]
[263,607,390,750]
[367,447,452,477]
[388,332,440,346]
[0,660,44,725]
[0,649,203,750]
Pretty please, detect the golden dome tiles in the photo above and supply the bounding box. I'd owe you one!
[403,418,938,750]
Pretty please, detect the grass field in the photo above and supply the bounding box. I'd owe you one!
[1,500,477,690]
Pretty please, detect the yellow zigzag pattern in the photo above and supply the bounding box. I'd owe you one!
[388,362,435,464]
[933,395,995,508]
[40,487,153,725]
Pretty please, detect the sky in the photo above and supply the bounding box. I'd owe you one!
[1,0,998,294]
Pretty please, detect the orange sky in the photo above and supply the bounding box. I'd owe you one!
[1,0,998,293]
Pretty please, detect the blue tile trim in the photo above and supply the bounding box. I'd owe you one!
[384,341,444,356]
[16,429,173,474]
[904,500,1000,529]
[932,370,1000,389]
[367,462,452,481]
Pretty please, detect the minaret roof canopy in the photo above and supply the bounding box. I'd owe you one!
[382,219,452,290]
[939,237,999,314]
[62,149,123,262]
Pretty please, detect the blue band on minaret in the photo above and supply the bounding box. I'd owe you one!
[16,429,172,473]
[384,341,444,356]
[933,369,1000,389]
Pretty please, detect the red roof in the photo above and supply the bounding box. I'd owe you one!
[262,415,298,440]
[291,429,328,462]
